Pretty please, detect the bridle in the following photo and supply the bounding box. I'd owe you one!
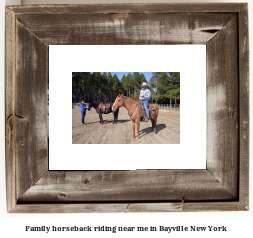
[88,103,97,114]
[114,96,141,122]
[128,100,139,117]
[113,97,124,111]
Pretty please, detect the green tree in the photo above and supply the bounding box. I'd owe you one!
[107,72,113,101]
[112,74,121,98]
[149,72,161,103]
[124,72,133,97]
[72,72,179,105]
[72,72,81,102]
[168,72,180,104]
[132,72,147,97]
[149,72,180,104]
[121,74,128,95]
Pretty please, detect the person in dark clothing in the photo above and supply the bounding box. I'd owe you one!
[80,100,88,124]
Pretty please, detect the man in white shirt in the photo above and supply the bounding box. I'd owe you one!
[139,82,151,122]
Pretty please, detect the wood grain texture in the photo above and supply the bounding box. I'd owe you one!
[5,3,249,213]
[16,13,236,45]
[238,4,249,209]
[125,202,247,213]
[18,170,236,202]
[10,202,247,213]
[15,20,48,200]
[206,16,239,198]
[5,7,16,212]
[7,3,246,15]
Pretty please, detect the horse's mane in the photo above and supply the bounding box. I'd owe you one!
[89,101,100,107]
[91,101,113,106]
[122,96,137,103]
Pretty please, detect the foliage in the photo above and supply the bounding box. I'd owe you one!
[149,72,180,104]
[72,72,180,104]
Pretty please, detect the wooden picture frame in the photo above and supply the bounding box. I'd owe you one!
[5,3,249,213]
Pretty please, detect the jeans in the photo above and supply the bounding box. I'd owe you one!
[81,111,86,123]
[142,100,149,119]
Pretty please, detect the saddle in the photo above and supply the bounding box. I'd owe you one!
[97,103,111,114]
[128,101,156,122]
[139,101,155,122]
[148,103,155,111]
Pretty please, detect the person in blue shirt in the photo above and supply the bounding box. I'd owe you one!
[139,82,151,122]
[80,100,88,124]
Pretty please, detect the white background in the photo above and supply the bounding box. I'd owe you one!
[49,45,206,170]
[0,0,252,237]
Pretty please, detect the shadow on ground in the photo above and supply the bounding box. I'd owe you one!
[116,119,131,123]
[139,123,166,138]
[84,119,131,125]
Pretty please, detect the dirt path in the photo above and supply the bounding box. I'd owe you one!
[72,106,180,144]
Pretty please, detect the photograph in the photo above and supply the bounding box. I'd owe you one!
[72,72,180,144]
[49,44,205,170]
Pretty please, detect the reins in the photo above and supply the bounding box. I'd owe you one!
[90,108,97,114]
[128,100,142,123]
[88,103,98,114]
[128,101,139,118]
[118,97,142,123]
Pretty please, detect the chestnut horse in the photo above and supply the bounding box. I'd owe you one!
[112,94,159,138]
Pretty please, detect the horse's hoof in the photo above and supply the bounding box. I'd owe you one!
[154,128,157,134]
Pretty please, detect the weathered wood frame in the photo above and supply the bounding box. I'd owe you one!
[5,4,249,213]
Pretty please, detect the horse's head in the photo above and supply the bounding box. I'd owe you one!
[112,94,124,111]
[87,102,93,111]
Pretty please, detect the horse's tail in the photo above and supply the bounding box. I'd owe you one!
[156,104,159,114]
[151,104,159,119]
[155,104,159,118]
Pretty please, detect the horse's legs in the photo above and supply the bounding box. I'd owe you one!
[151,119,154,132]
[153,116,157,134]
[114,110,118,124]
[114,115,116,124]
[116,110,119,124]
[99,112,102,124]
[131,120,135,138]
[137,119,140,138]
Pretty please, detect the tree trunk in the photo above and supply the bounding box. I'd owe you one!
[155,87,157,104]
[76,83,78,103]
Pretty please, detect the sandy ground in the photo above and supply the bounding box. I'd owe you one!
[72,106,180,144]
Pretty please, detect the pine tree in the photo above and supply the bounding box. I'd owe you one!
[126,72,133,97]
[149,72,161,103]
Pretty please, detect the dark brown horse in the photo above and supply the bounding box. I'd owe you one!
[112,94,159,138]
[88,102,119,124]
